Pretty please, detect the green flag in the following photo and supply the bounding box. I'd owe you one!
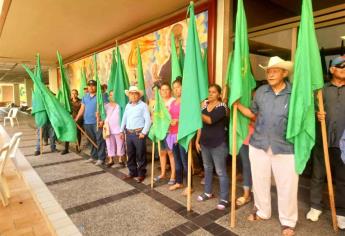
[32,61,48,128]
[136,45,147,101]
[177,2,208,150]
[203,48,208,81]
[32,89,48,128]
[113,46,128,120]
[79,67,87,99]
[23,55,77,142]
[148,87,171,142]
[227,0,256,155]
[178,39,185,74]
[93,54,106,121]
[286,0,324,174]
[57,51,71,113]
[122,58,130,90]
[171,33,182,85]
[107,50,117,93]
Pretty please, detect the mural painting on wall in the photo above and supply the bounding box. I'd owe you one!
[65,11,208,99]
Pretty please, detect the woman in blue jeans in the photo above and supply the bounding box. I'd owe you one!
[168,78,191,195]
[195,84,229,210]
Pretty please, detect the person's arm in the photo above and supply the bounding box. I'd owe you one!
[74,104,85,122]
[141,103,152,136]
[201,106,226,125]
[195,129,202,153]
[236,102,256,119]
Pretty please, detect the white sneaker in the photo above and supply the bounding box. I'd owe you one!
[306,208,322,222]
[337,215,345,230]
[94,160,103,166]
[84,158,94,163]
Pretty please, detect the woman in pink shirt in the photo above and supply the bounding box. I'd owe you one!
[104,91,125,167]
[154,83,176,185]
[168,78,189,195]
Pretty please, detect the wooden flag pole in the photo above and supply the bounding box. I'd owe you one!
[75,123,98,149]
[317,90,338,232]
[230,104,238,228]
[40,128,43,158]
[151,142,155,189]
[187,142,192,211]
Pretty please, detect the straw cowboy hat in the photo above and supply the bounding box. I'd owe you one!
[125,86,144,97]
[259,56,293,74]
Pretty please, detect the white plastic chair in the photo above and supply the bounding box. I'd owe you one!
[8,132,22,178]
[3,108,19,128]
[0,143,10,206]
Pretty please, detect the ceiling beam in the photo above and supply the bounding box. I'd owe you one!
[0,0,12,37]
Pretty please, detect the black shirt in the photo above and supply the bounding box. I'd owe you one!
[316,82,345,148]
[200,102,227,148]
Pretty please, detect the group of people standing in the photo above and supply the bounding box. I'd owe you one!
[35,54,345,235]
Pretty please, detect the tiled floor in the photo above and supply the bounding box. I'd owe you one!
[0,109,341,236]
[0,162,52,236]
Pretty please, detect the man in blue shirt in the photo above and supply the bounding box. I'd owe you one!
[120,86,151,183]
[75,80,106,165]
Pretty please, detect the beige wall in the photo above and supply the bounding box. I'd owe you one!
[215,0,232,88]
[25,78,33,107]
[1,85,14,102]
[13,84,20,106]
[48,67,58,94]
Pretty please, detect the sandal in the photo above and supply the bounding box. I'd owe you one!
[236,196,251,206]
[217,200,229,210]
[182,187,194,196]
[247,212,264,221]
[169,184,183,191]
[154,176,165,182]
[197,192,214,201]
[281,226,295,236]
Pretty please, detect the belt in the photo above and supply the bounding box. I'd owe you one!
[126,128,143,134]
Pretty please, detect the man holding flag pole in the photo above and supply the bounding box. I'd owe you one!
[226,0,256,228]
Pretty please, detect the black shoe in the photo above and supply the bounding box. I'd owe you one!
[34,150,40,156]
[60,150,69,155]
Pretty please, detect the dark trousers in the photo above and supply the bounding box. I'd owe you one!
[84,124,106,161]
[173,143,188,185]
[126,133,147,177]
[310,145,345,216]
[64,127,82,151]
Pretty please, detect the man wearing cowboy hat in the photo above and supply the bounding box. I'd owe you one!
[120,86,151,183]
[75,79,106,165]
[236,56,298,235]
[307,56,345,229]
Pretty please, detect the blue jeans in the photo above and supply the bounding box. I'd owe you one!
[201,143,229,201]
[239,144,252,190]
[84,124,106,161]
[36,123,56,151]
[126,133,147,177]
[173,143,188,184]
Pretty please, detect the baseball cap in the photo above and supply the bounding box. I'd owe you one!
[87,80,97,86]
[331,56,345,67]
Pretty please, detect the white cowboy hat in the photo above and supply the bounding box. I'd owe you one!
[259,56,293,74]
[125,86,144,97]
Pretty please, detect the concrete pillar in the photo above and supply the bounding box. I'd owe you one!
[25,78,33,107]
[215,0,232,88]
[48,68,58,94]
[13,84,20,106]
